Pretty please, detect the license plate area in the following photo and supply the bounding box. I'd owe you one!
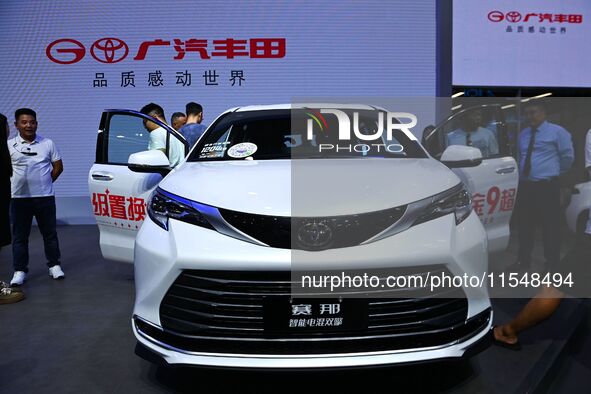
[263,298,367,336]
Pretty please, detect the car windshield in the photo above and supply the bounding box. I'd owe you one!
[187,109,427,162]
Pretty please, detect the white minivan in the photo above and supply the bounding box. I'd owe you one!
[566,180,591,234]
[88,104,518,368]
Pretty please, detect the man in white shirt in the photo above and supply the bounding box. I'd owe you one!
[140,103,185,167]
[9,108,64,285]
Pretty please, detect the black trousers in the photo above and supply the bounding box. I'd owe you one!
[11,196,61,273]
[0,179,10,247]
[516,178,561,267]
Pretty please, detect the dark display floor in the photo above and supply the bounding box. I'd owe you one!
[0,226,589,393]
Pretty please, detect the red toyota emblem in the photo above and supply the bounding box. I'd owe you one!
[487,11,504,22]
[506,11,522,23]
[90,38,129,64]
[46,39,86,64]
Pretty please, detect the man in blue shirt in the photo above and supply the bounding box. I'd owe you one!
[447,110,499,159]
[512,101,574,273]
[170,111,186,131]
[179,102,208,149]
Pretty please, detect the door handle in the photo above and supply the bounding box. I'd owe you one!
[91,172,114,181]
[496,166,515,174]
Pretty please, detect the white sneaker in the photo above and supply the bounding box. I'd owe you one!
[10,271,27,286]
[49,265,65,280]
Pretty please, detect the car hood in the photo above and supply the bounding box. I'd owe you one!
[159,159,460,217]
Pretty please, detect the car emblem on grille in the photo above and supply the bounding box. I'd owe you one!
[297,220,333,249]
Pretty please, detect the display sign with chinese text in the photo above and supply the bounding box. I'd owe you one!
[0,0,437,224]
[453,0,591,87]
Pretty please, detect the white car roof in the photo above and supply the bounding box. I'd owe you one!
[231,103,380,112]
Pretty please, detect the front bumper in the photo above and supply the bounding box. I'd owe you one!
[132,211,490,368]
[133,308,492,369]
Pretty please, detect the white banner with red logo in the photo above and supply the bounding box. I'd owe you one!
[453,0,591,87]
[0,0,438,223]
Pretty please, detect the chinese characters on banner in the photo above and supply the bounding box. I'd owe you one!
[92,189,146,228]
[133,38,285,61]
[47,37,286,64]
[487,11,583,35]
[505,25,568,34]
[92,70,246,88]
[472,186,516,225]
[45,37,284,88]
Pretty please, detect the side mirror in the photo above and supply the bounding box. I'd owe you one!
[128,150,171,176]
[440,145,483,168]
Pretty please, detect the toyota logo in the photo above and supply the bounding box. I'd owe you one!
[506,11,522,23]
[46,39,86,64]
[297,221,333,249]
[90,38,129,64]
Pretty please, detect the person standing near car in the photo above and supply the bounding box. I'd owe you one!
[510,101,574,273]
[0,113,25,303]
[179,102,208,149]
[8,108,64,286]
[0,114,11,252]
[447,110,499,158]
[494,128,590,347]
[170,111,187,131]
[140,103,185,168]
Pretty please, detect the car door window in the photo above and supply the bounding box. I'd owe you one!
[445,109,502,159]
[98,112,187,167]
[425,106,508,160]
[107,114,151,164]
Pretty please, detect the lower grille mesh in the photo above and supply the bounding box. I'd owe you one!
[149,268,489,354]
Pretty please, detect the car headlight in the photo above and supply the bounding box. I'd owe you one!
[414,184,472,226]
[148,188,215,231]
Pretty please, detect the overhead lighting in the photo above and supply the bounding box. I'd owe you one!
[451,104,463,111]
[531,92,553,99]
[521,92,552,103]
[451,92,464,98]
[501,104,516,110]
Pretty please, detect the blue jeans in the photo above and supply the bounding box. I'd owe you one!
[11,196,61,272]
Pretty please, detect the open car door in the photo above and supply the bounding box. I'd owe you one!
[88,110,188,262]
[423,104,519,253]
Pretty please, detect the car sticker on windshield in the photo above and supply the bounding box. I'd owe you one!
[199,142,230,159]
[227,142,258,158]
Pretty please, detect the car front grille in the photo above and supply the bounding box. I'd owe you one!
[146,268,490,355]
[218,205,406,251]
